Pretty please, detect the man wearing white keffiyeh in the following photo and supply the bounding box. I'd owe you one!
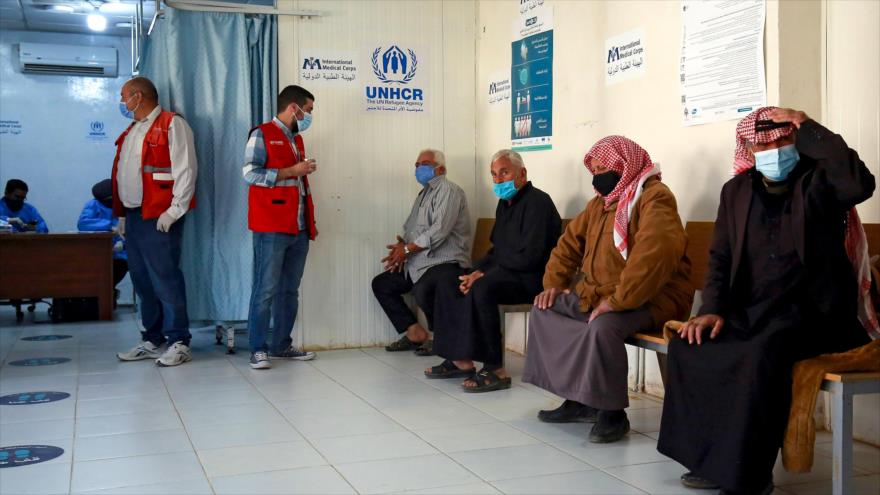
[658,107,876,495]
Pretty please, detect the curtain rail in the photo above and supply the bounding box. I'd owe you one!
[163,0,322,17]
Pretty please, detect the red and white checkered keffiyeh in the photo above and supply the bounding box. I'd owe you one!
[584,136,661,260]
[733,107,879,339]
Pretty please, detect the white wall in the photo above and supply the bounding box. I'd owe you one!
[277,0,478,349]
[823,0,880,446]
[0,30,134,303]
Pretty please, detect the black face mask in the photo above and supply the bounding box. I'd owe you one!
[5,198,24,212]
[592,171,621,197]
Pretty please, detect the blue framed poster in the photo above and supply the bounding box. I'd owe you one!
[511,6,553,152]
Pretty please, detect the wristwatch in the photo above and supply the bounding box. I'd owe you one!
[403,245,411,255]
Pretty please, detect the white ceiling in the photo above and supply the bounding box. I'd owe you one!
[0,0,156,37]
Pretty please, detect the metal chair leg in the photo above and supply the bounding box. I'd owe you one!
[830,383,854,495]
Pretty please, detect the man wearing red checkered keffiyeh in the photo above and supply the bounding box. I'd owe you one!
[659,107,877,495]
[524,135,693,445]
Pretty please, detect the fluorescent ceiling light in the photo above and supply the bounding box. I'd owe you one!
[115,21,132,28]
[44,5,75,13]
[87,14,107,31]
[100,2,135,14]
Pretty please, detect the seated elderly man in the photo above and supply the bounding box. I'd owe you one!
[372,149,472,352]
[425,150,561,392]
[523,136,693,443]
[658,107,876,495]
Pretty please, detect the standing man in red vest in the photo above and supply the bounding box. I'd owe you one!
[113,77,198,367]
[243,85,318,370]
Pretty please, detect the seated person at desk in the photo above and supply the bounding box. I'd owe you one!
[0,179,48,233]
[425,149,561,392]
[78,179,129,294]
[523,136,692,443]
[657,107,876,495]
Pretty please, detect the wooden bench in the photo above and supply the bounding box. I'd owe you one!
[470,218,572,365]
[624,221,880,495]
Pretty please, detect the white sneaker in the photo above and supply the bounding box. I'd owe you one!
[250,351,271,369]
[117,341,162,361]
[156,341,192,367]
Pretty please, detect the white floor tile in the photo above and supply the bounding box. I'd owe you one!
[313,430,438,464]
[186,417,304,450]
[454,386,562,422]
[625,407,664,434]
[604,460,693,495]
[491,470,645,494]
[284,410,406,440]
[814,441,880,474]
[0,418,75,444]
[415,422,541,453]
[0,461,71,495]
[73,428,192,461]
[780,474,880,495]
[75,410,183,437]
[76,477,214,494]
[335,454,480,494]
[551,432,669,468]
[176,401,283,430]
[211,465,356,494]
[170,386,265,410]
[76,394,174,418]
[394,481,502,494]
[76,383,167,401]
[71,451,204,493]
[505,418,587,444]
[449,444,592,482]
[382,402,497,430]
[774,451,870,486]
[0,399,75,424]
[197,440,327,478]
[273,394,379,417]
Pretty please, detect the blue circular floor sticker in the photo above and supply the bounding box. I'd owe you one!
[8,357,71,367]
[0,445,64,468]
[21,335,72,342]
[0,392,70,405]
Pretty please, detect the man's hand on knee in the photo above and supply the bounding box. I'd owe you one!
[678,314,724,345]
[534,287,569,310]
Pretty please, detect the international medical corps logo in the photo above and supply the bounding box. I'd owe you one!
[371,45,418,84]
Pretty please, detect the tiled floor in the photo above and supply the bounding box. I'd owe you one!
[1,308,879,494]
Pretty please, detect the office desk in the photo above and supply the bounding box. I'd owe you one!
[0,232,115,320]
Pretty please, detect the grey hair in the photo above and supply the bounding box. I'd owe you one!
[419,149,446,168]
[490,149,525,168]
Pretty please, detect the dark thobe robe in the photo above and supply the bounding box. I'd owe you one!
[657,120,874,493]
[432,182,560,367]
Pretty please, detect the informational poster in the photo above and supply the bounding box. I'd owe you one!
[605,28,647,85]
[487,71,511,109]
[511,5,553,152]
[680,0,766,126]
[300,51,359,85]
[363,43,428,114]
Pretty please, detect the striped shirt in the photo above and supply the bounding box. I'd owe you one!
[403,175,472,282]
[242,117,306,230]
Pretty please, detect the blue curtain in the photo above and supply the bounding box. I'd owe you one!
[141,8,277,321]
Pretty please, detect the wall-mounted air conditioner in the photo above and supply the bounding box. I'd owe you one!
[17,42,118,78]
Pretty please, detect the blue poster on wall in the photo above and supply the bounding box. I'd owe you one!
[511,6,553,152]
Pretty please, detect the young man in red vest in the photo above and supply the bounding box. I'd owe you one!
[243,85,318,369]
[113,77,198,367]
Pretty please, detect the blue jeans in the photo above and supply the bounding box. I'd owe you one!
[248,232,310,353]
[125,208,191,346]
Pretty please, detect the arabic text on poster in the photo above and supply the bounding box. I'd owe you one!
[605,29,647,85]
[680,0,766,126]
[300,52,359,85]
[511,5,553,152]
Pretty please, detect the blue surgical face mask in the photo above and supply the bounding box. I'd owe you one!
[297,112,312,133]
[415,165,436,186]
[493,180,518,200]
[754,144,800,181]
[118,94,139,120]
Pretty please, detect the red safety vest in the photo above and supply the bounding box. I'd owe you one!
[247,122,317,238]
[111,110,197,220]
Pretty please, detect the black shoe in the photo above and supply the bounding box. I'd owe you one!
[538,400,598,423]
[680,472,720,490]
[588,410,630,443]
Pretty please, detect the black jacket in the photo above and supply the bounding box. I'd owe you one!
[700,120,876,325]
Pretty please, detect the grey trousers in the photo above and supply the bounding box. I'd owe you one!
[522,292,653,410]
